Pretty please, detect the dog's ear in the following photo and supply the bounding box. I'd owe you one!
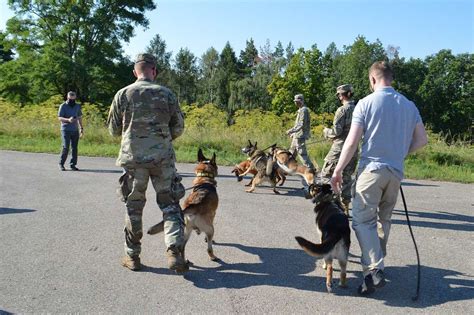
[211,152,216,165]
[248,140,252,146]
[197,148,206,162]
[254,141,257,148]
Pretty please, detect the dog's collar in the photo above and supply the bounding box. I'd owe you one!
[193,182,217,192]
[196,171,215,178]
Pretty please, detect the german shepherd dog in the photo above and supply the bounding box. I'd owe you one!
[295,183,351,293]
[231,159,257,186]
[239,140,282,194]
[148,148,219,262]
[231,158,286,187]
[271,146,316,187]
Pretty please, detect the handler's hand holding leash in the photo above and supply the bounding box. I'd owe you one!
[330,170,343,194]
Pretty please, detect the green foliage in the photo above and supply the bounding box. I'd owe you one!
[1,97,472,182]
[184,103,228,130]
[174,48,198,104]
[197,47,220,105]
[268,45,325,114]
[1,0,155,105]
[418,50,473,139]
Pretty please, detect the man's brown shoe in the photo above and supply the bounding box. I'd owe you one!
[166,246,188,273]
[121,256,142,271]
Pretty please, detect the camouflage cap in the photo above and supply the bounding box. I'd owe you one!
[336,84,353,95]
[134,53,156,65]
[294,94,304,102]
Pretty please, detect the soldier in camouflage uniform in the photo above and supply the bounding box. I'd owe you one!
[286,94,316,175]
[322,84,358,215]
[107,53,188,272]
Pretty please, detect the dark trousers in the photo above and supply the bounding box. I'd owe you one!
[59,130,80,166]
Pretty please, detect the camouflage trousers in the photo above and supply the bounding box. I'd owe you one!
[321,150,358,203]
[118,161,185,258]
[290,137,315,171]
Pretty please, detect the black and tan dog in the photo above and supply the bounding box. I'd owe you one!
[295,183,351,293]
[239,140,282,194]
[271,146,317,187]
[148,148,219,262]
[232,158,286,187]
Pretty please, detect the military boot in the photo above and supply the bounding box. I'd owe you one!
[121,255,142,271]
[342,200,351,217]
[166,246,188,273]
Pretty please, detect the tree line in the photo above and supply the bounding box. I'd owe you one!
[0,1,472,139]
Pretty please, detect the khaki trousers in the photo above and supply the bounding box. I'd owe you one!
[351,167,400,276]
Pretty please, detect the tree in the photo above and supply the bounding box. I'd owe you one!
[197,47,220,105]
[338,36,387,99]
[1,0,156,105]
[268,46,325,113]
[174,48,198,104]
[146,34,173,86]
[418,50,473,138]
[319,42,343,113]
[0,31,14,63]
[239,38,259,77]
[216,42,239,110]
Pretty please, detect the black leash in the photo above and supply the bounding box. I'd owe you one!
[399,185,421,301]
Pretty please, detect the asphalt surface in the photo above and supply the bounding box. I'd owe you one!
[0,150,473,314]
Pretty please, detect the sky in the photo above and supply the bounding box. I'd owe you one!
[1,0,473,61]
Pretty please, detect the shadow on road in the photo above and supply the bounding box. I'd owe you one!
[178,242,359,294]
[0,207,36,215]
[373,264,474,308]
[392,209,474,232]
[401,182,439,187]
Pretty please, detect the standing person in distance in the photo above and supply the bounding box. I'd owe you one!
[286,94,316,179]
[330,61,428,295]
[321,84,358,216]
[58,91,83,171]
[107,53,188,273]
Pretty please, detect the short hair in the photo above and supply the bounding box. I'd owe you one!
[134,62,155,73]
[369,61,393,81]
[67,91,76,98]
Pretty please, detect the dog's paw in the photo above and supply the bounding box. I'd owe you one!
[245,189,254,193]
[326,282,333,293]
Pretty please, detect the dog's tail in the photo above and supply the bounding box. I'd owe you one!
[147,221,164,235]
[295,233,341,257]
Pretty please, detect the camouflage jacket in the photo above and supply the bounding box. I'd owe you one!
[288,106,311,140]
[107,78,184,167]
[323,100,355,149]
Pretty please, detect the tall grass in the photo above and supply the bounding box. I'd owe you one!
[0,97,472,183]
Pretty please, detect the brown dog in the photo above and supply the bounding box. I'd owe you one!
[295,183,351,293]
[232,159,286,187]
[239,141,281,194]
[231,160,257,186]
[271,147,317,187]
[148,148,219,262]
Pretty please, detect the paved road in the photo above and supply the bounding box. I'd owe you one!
[0,150,473,314]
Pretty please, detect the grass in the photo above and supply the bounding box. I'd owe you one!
[1,120,473,183]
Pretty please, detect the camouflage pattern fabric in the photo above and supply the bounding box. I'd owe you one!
[287,105,314,170]
[288,106,311,140]
[107,79,184,168]
[322,100,358,202]
[289,137,315,170]
[108,78,186,257]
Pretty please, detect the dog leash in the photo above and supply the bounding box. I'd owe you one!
[400,185,421,301]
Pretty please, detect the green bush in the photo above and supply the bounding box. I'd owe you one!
[1,97,472,182]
